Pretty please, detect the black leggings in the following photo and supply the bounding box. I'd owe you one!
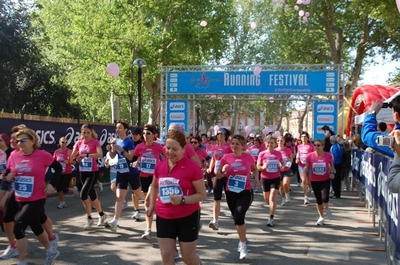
[225,189,253,226]
[311,179,330,205]
[56,173,73,193]
[80,171,99,201]
[14,199,46,240]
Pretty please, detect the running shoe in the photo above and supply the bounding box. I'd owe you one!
[44,249,60,265]
[0,246,18,260]
[50,233,59,250]
[99,182,104,192]
[316,217,324,226]
[73,186,79,197]
[105,220,117,232]
[285,193,290,202]
[239,242,248,259]
[122,200,128,210]
[131,210,141,221]
[84,218,93,230]
[297,182,301,187]
[208,220,219,230]
[237,238,249,252]
[174,249,180,260]
[207,187,212,193]
[141,229,152,240]
[97,213,107,226]
[325,209,333,220]
[281,198,287,206]
[57,202,67,209]
[304,197,309,205]
[266,219,274,227]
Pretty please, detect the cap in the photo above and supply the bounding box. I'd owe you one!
[0,133,10,146]
[131,127,143,135]
[321,125,330,131]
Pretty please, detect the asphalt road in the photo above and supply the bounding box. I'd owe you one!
[1,183,388,265]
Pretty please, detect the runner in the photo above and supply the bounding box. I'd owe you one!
[53,137,78,209]
[296,132,314,204]
[69,124,107,230]
[275,136,294,206]
[5,128,61,265]
[146,130,205,265]
[105,120,144,232]
[168,123,201,167]
[257,134,284,227]
[206,128,232,230]
[217,134,258,259]
[132,124,165,240]
[304,139,334,226]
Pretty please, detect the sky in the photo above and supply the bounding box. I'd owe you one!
[358,58,400,86]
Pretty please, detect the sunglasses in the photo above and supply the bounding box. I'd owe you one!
[16,138,29,143]
[190,141,199,144]
[143,132,153,135]
[217,133,224,135]
[60,141,67,144]
[314,144,322,147]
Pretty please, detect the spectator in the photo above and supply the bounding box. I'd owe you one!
[378,122,388,134]
[330,135,344,198]
[321,125,335,152]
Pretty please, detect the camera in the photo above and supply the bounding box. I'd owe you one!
[382,102,392,108]
[376,135,395,146]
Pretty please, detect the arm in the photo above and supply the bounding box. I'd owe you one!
[207,157,215,174]
[47,160,62,193]
[171,178,207,205]
[251,164,259,187]
[89,146,103,159]
[69,147,79,164]
[191,154,202,167]
[146,177,158,216]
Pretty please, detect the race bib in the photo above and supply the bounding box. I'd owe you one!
[207,150,212,157]
[250,149,259,157]
[312,162,326,175]
[80,157,93,172]
[15,176,34,198]
[141,157,156,174]
[266,160,279,173]
[60,162,66,173]
[116,158,129,173]
[214,160,221,174]
[158,177,183,203]
[0,161,6,173]
[300,154,307,164]
[227,175,247,193]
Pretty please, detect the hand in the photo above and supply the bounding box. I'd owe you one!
[206,168,212,174]
[131,161,138,168]
[5,173,15,182]
[45,183,55,194]
[330,173,335,179]
[369,100,383,114]
[222,165,230,172]
[390,129,400,146]
[255,178,260,187]
[145,205,154,217]
[170,194,182,205]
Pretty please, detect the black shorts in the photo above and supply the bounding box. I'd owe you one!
[0,180,13,191]
[117,171,141,190]
[261,177,281,192]
[280,170,292,180]
[213,177,227,201]
[140,176,153,193]
[156,210,200,242]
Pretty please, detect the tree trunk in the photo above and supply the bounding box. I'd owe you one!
[144,74,161,126]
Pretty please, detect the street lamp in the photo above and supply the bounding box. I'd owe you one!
[195,103,201,135]
[133,58,147,126]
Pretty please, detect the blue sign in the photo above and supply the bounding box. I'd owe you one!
[167,70,338,95]
[166,100,188,133]
[313,101,338,140]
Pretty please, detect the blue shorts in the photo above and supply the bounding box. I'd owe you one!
[298,166,310,175]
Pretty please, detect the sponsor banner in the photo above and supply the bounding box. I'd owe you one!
[313,101,338,140]
[166,100,188,133]
[352,149,400,259]
[167,70,338,95]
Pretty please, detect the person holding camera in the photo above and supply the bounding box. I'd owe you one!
[361,100,394,158]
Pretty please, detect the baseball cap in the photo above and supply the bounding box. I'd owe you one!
[131,127,143,135]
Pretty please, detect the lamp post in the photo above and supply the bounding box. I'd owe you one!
[133,58,147,126]
[195,103,201,135]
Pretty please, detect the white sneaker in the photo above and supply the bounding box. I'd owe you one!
[304,197,309,205]
[237,238,249,252]
[97,213,107,226]
[57,201,67,209]
[285,193,290,202]
[0,246,18,260]
[267,219,274,227]
[131,210,141,221]
[105,220,117,232]
[45,248,60,265]
[325,209,333,220]
[122,200,128,210]
[239,242,248,259]
[208,220,219,230]
[141,229,152,240]
[281,198,287,206]
[50,233,59,250]
[174,249,180,260]
[83,218,93,230]
[99,182,103,192]
[316,217,324,226]
[73,186,79,197]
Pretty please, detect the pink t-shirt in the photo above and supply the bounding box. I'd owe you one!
[296,143,315,167]
[306,152,333,182]
[249,145,265,161]
[257,149,283,179]
[184,143,197,160]
[205,143,214,157]
[7,149,55,202]
[74,139,101,172]
[53,148,72,174]
[275,147,293,171]
[212,142,232,174]
[195,148,209,164]
[133,142,165,177]
[154,157,203,219]
[220,153,254,192]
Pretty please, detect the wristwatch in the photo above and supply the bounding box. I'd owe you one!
[370,110,377,116]
[180,196,186,205]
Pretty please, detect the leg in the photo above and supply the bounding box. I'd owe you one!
[157,238,176,265]
[180,241,201,265]
[114,188,127,220]
[269,188,278,216]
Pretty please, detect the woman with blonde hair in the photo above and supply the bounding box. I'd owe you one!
[69,124,107,230]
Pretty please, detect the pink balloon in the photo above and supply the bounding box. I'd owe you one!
[296,0,303,4]
[200,20,207,27]
[397,0,400,13]
[299,10,305,17]
[245,126,252,134]
[275,131,281,137]
[214,125,220,131]
[269,97,275,103]
[262,127,272,135]
[107,63,120,77]
[250,22,257,30]
[294,132,300,139]
[302,16,308,22]
[294,5,299,11]
[253,66,262,76]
